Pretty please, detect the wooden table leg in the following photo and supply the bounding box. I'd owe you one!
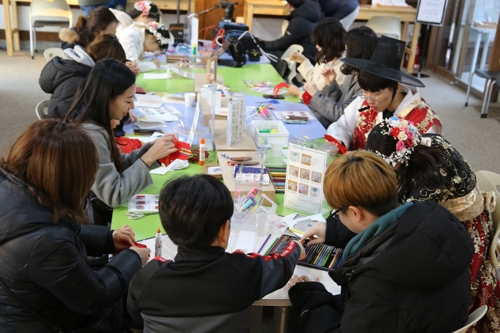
[11,0,20,51]
[273,306,289,333]
[249,305,263,333]
[406,22,420,73]
[3,0,14,56]
[246,4,253,32]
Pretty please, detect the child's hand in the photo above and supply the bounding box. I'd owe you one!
[110,119,120,129]
[152,58,161,68]
[285,275,320,291]
[304,82,319,97]
[130,246,151,266]
[127,110,137,123]
[290,52,306,64]
[125,61,140,75]
[322,67,337,86]
[287,85,301,97]
[294,240,306,260]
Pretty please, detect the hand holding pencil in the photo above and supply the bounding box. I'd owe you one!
[300,222,327,246]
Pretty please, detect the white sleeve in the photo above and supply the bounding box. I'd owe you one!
[118,30,142,63]
[297,59,315,82]
[426,124,442,135]
[326,96,363,150]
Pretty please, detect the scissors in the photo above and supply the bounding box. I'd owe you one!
[126,212,159,220]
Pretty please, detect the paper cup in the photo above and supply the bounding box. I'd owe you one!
[184,93,196,107]
[271,141,284,157]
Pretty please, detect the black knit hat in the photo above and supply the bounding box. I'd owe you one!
[341,36,424,87]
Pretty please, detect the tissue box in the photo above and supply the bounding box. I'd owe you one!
[252,120,289,147]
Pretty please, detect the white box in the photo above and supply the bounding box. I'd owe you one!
[252,120,289,147]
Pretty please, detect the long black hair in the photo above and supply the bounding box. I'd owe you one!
[341,26,378,76]
[65,59,136,173]
[365,122,461,201]
[128,1,161,21]
[311,18,346,64]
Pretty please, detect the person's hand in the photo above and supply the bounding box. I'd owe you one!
[127,110,137,123]
[152,58,161,68]
[130,246,151,266]
[153,50,162,56]
[285,275,319,291]
[294,240,306,260]
[322,67,337,86]
[110,119,120,129]
[287,85,301,97]
[325,141,340,156]
[125,61,140,75]
[300,221,327,246]
[290,52,306,64]
[113,225,136,252]
[304,82,319,96]
[141,133,178,167]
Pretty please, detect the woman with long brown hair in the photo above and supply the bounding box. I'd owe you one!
[65,59,177,223]
[0,119,149,332]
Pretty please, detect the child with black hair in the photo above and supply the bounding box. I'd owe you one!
[287,18,347,98]
[118,21,171,72]
[127,174,305,332]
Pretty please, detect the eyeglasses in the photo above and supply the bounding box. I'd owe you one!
[361,91,379,103]
[328,207,343,220]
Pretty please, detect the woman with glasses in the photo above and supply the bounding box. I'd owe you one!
[325,36,442,152]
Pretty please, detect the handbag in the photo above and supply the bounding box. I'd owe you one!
[0,276,122,333]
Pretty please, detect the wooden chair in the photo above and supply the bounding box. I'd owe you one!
[475,170,500,277]
[451,305,488,333]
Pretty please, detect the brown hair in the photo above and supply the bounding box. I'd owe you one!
[0,120,98,224]
[74,7,118,47]
[324,150,398,217]
[86,34,126,63]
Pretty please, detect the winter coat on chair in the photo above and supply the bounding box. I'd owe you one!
[39,45,94,118]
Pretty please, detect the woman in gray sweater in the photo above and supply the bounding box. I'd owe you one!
[307,26,378,128]
[66,59,177,223]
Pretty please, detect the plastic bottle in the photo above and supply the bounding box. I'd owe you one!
[199,138,206,166]
[155,228,162,257]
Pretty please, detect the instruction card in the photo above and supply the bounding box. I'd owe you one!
[128,194,159,213]
[284,144,327,214]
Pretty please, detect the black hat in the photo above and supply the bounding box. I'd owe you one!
[341,36,424,87]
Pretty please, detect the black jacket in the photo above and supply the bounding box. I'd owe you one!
[312,0,359,19]
[289,201,473,333]
[128,242,301,332]
[0,169,142,333]
[39,56,91,117]
[263,1,321,64]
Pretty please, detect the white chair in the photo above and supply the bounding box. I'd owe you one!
[30,0,72,59]
[43,47,63,61]
[475,170,500,277]
[451,305,488,333]
[365,16,402,40]
[35,99,50,119]
[280,44,304,84]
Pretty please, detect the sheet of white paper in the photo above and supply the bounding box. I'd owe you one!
[135,121,165,129]
[135,94,163,108]
[134,131,164,143]
[281,213,326,228]
[143,73,170,80]
[232,230,256,253]
[150,166,169,175]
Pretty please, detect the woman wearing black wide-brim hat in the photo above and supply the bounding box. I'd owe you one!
[325,36,443,151]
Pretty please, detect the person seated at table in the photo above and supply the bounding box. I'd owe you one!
[60,7,118,50]
[326,36,442,152]
[65,59,177,223]
[40,34,128,118]
[127,174,305,332]
[311,0,359,30]
[0,119,150,332]
[118,21,171,73]
[286,18,347,99]
[304,26,378,129]
[365,118,499,332]
[287,150,473,332]
[259,0,321,70]
[111,1,161,35]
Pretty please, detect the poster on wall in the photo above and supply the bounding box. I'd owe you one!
[284,144,328,215]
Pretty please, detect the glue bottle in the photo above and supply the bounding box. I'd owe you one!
[155,228,162,257]
[199,138,206,166]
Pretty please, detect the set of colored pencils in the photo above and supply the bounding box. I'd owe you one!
[264,234,343,270]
